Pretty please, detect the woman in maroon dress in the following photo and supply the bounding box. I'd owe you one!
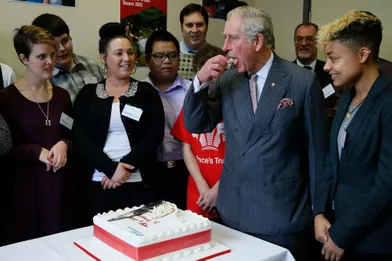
[0,25,73,244]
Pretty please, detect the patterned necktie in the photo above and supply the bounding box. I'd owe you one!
[303,65,312,70]
[249,74,258,113]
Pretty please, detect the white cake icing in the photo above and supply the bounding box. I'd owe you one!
[93,202,211,248]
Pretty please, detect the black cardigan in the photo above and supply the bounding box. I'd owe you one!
[73,78,164,179]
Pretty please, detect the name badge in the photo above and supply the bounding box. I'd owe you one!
[322,84,336,99]
[122,104,143,121]
[217,123,225,134]
[60,112,74,130]
[83,76,98,85]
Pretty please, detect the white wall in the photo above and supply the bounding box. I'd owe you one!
[2,1,389,79]
[1,0,329,80]
[0,0,230,81]
[312,0,392,60]
[0,0,302,81]
[249,0,303,61]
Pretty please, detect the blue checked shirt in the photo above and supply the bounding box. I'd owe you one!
[51,54,105,103]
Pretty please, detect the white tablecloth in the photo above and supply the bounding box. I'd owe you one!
[0,222,295,261]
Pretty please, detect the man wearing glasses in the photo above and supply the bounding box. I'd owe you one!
[294,23,329,85]
[32,13,104,103]
[294,23,338,127]
[143,30,191,210]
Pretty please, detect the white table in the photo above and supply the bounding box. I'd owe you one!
[0,222,295,261]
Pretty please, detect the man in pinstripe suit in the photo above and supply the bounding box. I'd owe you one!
[183,6,327,261]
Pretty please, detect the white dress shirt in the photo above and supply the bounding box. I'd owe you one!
[1,63,16,87]
[295,58,317,71]
[143,75,191,162]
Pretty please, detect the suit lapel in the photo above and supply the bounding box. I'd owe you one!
[315,59,323,73]
[243,56,289,152]
[232,72,255,129]
[344,99,374,150]
[254,57,289,126]
[330,91,351,175]
[344,74,389,152]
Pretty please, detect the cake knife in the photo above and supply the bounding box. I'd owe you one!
[107,200,165,222]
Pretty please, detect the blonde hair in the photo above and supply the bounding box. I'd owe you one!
[317,10,382,59]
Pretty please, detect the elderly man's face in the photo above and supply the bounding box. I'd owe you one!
[222,15,258,73]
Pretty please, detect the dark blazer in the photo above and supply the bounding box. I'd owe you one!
[294,59,340,130]
[314,59,331,88]
[293,59,330,87]
[315,73,392,253]
[73,79,164,182]
[184,54,328,234]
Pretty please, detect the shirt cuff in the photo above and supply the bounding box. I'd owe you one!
[193,75,209,93]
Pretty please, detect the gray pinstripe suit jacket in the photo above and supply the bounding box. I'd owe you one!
[184,55,328,235]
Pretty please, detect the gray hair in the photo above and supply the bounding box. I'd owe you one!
[227,6,275,48]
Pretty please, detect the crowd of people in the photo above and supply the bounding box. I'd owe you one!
[0,3,391,261]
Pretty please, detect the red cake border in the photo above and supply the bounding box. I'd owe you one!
[94,224,211,260]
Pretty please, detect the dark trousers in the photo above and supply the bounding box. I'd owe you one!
[151,160,188,210]
[89,181,157,219]
[250,229,320,261]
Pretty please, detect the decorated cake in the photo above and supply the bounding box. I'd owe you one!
[83,201,227,261]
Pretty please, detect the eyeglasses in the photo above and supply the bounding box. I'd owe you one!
[57,36,72,47]
[151,52,179,62]
[295,37,316,44]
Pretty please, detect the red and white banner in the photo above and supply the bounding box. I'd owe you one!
[119,0,167,66]
[120,0,167,19]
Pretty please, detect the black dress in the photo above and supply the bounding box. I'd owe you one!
[0,85,74,244]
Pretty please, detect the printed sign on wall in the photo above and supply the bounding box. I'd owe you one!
[120,0,167,66]
[9,0,76,8]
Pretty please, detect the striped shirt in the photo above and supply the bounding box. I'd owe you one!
[51,54,104,103]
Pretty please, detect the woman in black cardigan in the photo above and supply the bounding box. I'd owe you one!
[73,22,164,216]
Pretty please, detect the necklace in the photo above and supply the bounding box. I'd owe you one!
[24,78,51,126]
[345,98,365,120]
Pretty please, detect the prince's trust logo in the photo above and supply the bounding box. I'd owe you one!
[192,128,225,151]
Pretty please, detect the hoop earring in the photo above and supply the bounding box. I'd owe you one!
[102,63,108,75]
[131,66,137,74]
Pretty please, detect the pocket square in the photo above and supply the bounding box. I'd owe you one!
[277,98,294,110]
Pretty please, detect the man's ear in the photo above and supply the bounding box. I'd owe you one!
[100,53,106,65]
[359,47,371,64]
[254,33,264,52]
[19,54,28,65]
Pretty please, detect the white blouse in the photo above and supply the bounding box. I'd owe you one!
[92,102,142,183]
